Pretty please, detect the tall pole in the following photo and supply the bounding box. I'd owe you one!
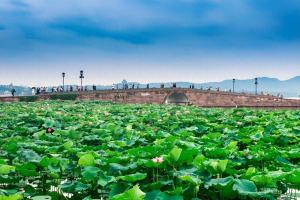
[232,78,236,93]
[62,72,65,91]
[80,70,84,91]
[255,78,258,95]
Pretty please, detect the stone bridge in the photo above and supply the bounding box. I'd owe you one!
[1,88,300,108]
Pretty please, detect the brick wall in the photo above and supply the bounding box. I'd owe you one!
[1,88,300,108]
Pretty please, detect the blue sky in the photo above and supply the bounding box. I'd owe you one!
[0,0,300,86]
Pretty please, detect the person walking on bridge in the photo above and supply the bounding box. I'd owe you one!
[11,88,16,97]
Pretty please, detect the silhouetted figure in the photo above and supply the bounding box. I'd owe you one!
[172,83,176,88]
[85,86,88,91]
[11,89,16,97]
[161,84,164,88]
[70,86,73,92]
[93,85,96,91]
[146,84,149,89]
[36,88,41,95]
[192,84,195,89]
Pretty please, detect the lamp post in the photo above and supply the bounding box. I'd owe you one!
[255,78,258,95]
[232,78,236,93]
[62,72,65,91]
[79,70,84,91]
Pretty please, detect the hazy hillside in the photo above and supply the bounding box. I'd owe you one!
[198,77,300,97]
[1,76,299,97]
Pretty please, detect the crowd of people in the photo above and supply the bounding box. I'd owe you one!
[32,85,98,95]
[9,83,282,98]
[28,83,198,95]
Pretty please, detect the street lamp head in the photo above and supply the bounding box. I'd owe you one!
[80,70,84,78]
[62,72,65,77]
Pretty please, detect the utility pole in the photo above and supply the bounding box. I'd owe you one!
[62,72,65,91]
[80,70,84,91]
[255,78,258,95]
[232,78,236,93]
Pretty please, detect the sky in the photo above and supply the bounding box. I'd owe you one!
[0,0,300,86]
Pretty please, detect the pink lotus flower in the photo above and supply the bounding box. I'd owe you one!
[152,156,164,163]
[46,127,54,133]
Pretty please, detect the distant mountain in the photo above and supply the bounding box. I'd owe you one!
[1,76,300,98]
[197,77,300,97]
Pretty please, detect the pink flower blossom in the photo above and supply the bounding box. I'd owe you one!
[46,127,54,133]
[152,156,164,163]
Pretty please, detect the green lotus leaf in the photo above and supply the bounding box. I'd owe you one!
[145,190,183,200]
[111,185,145,200]
[233,179,275,199]
[193,155,205,169]
[286,169,300,185]
[117,172,147,183]
[233,179,257,194]
[39,156,51,168]
[251,175,276,188]
[75,182,89,192]
[267,170,287,180]
[59,182,75,193]
[0,165,15,175]
[109,163,137,173]
[169,146,182,162]
[179,174,202,185]
[63,141,74,149]
[16,163,37,177]
[205,176,234,189]
[17,149,41,163]
[4,141,18,154]
[177,148,198,164]
[98,175,116,187]
[0,194,23,200]
[242,167,256,179]
[78,154,95,167]
[82,166,100,181]
[217,160,228,173]
[226,141,238,151]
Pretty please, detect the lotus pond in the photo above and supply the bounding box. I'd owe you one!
[0,101,300,200]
